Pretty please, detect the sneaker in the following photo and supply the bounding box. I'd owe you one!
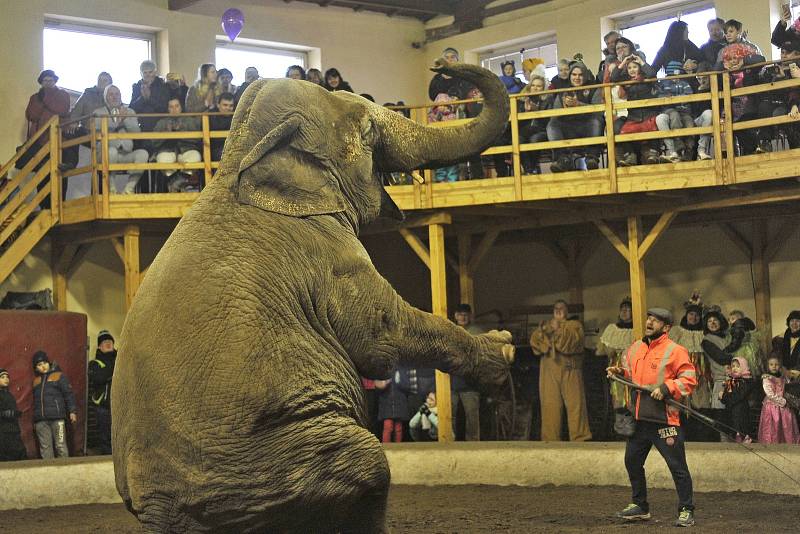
[617,152,637,167]
[585,156,600,170]
[680,149,694,162]
[697,150,712,160]
[616,503,651,521]
[551,155,573,173]
[123,177,139,195]
[675,507,695,527]
[643,149,660,165]
[755,140,771,154]
[660,151,681,163]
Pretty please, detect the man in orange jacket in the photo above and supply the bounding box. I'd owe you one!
[607,307,697,528]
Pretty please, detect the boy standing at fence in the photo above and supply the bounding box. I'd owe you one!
[32,351,77,459]
[0,369,27,461]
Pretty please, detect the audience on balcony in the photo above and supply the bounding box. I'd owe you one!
[651,21,703,75]
[324,67,353,92]
[185,63,222,113]
[306,68,324,86]
[94,85,149,194]
[233,66,260,104]
[165,72,189,105]
[217,68,237,96]
[130,60,170,132]
[286,65,306,80]
[210,92,235,162]
[700,17,727,69]
[69,72,113,132]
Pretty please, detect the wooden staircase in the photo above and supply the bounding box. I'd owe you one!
[0,118,60,285]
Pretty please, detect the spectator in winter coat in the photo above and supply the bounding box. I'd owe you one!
[428,48,473,100]
[719,356,757,442]
[88,330,117,455]
[547,62,604,172]
[549,59,572,90]
[498,60,525,94]
[715,19,763,65]
[68,72,113,132]
[757,32,800,150]
[700,18,727,70]
[217,68,237,95]
[596,298,634,414]
[651,21,704,75]
[781,310,800,371]
[233,67,260,105]
[597,31,622,81]
[0,369,27,461]
[165,72,189,105]
[409,391,438,442]
[324,68,354,93]
[721,44,766,155]
[453,304,483,441]
[375,373,408,443]
[700,309,731,437]
[210,93,235,162]
[25,70,70,143]
[130,60,170,132]
[31,351,77,459]
[519,75,552,174]
[153,98,201,192]
[93,85,149,194]
[185,63,222,113]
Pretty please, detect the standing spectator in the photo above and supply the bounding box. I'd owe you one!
[530,299,591,442]
[781,310,800,371]
[88,330,117,455]
[720,356,757,442]
[210,93,234,162]
[233,67,260,105]
[547,62,603,172]
[598,31,622,80]
[700,308,731,437]
[428,92,460,182]
[324,68,353,92]
[549,59,572,90]
[93,85,149,194]
[758,30,800,151]
[721,44,766,156]
[452,304,482,441]
[758,356,800,443]
[651,21,703,75]
[185,63,221,113]
[596,298,634,424]
[498,60,525,94]
[31,351,77,459]
[217,68,237,95]
[521,57,545,82]
[725,314,762,376]
[519,75,552,174]
[409,391,438,442]
[700,18,727,70]
[715,19,763,64]
[153,98,201,192]
[165,72,189,104]
[69,72,113,130]
[396,366,436,423]
[285,65,306,80]
[608,308,697,527]
[361,377,380,439]
[375,373,408,443]
[0,369,27,461]
[130,60,170,132]
[306,68,324,86]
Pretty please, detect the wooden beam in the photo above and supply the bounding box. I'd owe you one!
[565,240,584,306]
[627,216,647,339]
[637,211,676,260]
[765,218,797,263]
[360,211,451,235]
[467,230,500,275]
[398,228,431,269]
[111,238,125,264]
[752,220,772,350]
[167,0,202,10]
[65,244,92,279]
[719,223,752,259]
[457,233,474,309]
[51,243,76,312]
[594,220,629,261]
[429,224,453,443]
[123,225,140,311]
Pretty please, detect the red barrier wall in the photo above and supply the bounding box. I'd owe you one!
[0,311,87,458]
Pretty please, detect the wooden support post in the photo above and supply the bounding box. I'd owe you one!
[510,102,523,200]
[51,243,73,312]
[565,240,583,306]
[202,115,212,183]
[603,86,618,193]
[721,74,737,184]
[752,220,772,347]
[457,233,474,309]
[709,75,724,184]
[49,123,61,224]
[429,223,453,442]
[398,228,430,269]
[123,225,140,311]
[101,117,111,218]
[627,216,647,339]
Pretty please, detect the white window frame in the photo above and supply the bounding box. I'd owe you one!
[613,1,715,31]
[479,39,558,80]
[214,38,308,67]
[44,18,155,58]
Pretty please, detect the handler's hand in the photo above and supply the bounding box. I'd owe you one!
[606,366,624,377]
[651,388,665,400]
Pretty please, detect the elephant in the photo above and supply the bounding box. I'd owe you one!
[112,59,512,533]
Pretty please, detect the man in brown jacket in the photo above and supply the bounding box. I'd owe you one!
[530,299,591,441]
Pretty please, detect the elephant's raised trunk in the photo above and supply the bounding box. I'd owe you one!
[374,59,510,172]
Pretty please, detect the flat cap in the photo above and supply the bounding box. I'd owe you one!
[647,307,673,325]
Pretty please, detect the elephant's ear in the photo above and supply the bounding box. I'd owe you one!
[237,116,347,216]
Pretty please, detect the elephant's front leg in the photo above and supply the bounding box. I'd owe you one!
[326,260,513,385]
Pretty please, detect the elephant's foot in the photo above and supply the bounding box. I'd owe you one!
[336,489,390,534]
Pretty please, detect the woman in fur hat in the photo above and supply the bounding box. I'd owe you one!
[699,307,732,438]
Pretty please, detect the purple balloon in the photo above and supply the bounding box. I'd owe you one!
[221,8,244,42]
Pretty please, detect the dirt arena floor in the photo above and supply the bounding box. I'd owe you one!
[1,484,794,533]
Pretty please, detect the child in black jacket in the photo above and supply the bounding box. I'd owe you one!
[32,351,77,458]
[720,356,757,442]
[0,368,27,461]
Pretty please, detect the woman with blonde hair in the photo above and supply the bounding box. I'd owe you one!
[185,63,222,112]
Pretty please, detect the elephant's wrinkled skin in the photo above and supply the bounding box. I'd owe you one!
[112,60,512,533]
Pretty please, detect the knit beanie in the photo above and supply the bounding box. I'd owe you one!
[32,350,49,369]
[98,330,115,345]
[0,368,8,378]
[786,310,800,326]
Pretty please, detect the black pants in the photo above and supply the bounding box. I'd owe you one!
[624,421,693,512]
[95,405,112,454]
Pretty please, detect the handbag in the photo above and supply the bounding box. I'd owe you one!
[633,389,668,424]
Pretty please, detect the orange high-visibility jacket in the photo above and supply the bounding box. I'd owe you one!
[623,332,697,426]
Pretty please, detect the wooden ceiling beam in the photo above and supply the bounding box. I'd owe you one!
[167,0,203,10]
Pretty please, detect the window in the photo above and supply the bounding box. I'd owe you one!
[215,39,307,83]
[480,42,559,83]
[43,21,153,99]
[615,4,716,66]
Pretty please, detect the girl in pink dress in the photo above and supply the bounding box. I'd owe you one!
[758,356,800,444]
